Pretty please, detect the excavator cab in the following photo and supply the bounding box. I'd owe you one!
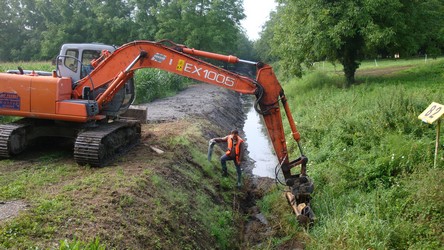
[57,43,136,117]
[57,43,116,82]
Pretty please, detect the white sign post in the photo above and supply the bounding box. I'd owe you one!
[418,102,444,168]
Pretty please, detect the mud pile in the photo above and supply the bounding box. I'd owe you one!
[140,84,244,130]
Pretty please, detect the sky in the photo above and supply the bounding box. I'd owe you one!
[240,0,277,41]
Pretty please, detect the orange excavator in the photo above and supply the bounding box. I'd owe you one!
[0,40,314,223]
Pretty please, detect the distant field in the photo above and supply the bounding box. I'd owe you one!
[312,56,443,73]
[0,61,53,72]
[2,56,440,75]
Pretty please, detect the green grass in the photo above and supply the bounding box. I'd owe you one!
[60,237,106,250]
[0,162,76,200]
[312,56,442,72]
[133,68,193,103]
[2,57,441,249]
[262,58,444,249]
[0,61,53,72]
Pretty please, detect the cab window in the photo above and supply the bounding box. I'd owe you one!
[64,49,79,72]
[81,50,101,78]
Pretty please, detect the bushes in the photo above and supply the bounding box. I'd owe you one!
[134,69,192,104]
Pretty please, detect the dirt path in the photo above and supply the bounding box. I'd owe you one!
[356,65,413,77]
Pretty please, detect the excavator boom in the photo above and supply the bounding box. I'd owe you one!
[75,41,300,174]
[73,40,258,99]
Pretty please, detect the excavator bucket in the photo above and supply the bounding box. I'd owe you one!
[285,175,315,225]
[121,105,148,123]
[286,192,315,225]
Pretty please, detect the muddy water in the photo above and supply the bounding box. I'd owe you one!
[242,97,278,178]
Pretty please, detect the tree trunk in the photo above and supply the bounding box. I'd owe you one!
[343,59,358,87]
[340,36,362,87]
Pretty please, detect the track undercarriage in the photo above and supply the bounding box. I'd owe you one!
[74,120,141,166]
[0,118,141,166]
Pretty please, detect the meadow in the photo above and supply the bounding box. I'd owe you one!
[260,58,444,249]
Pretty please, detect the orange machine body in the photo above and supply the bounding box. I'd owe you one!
[0,74,92,122]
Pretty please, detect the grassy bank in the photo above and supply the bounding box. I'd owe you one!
[260,59,444,249]
[0,119,245,249]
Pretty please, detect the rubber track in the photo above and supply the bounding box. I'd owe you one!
[0,123,28,158]
[74,121,141,167]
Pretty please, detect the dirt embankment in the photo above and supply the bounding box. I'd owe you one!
[138,84,245,139]
[139,84,276,246]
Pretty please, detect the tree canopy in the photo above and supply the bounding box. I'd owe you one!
[0,0,251,61]
[261,0,444,86]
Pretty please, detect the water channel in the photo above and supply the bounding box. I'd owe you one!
[242,97,278,179]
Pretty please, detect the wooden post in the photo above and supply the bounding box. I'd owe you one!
[435,118,441,168]
[418,102,443,168]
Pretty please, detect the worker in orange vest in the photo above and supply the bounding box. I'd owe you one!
[210,129,245,188]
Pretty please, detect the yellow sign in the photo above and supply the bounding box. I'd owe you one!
[176,59,185,71]
[418,102,444,124]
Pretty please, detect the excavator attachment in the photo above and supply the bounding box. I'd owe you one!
[121,105,148,124]
[285,175,315,225]
[280,155,315,225]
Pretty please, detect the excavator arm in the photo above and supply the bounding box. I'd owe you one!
[74,40,314,223]
[76,40,296,176]
[73,40,257,98]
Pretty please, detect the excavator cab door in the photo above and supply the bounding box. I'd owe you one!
[80,50,102,79]
[57,43,116,82]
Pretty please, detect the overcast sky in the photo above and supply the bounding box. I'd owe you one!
[240,0,277,41]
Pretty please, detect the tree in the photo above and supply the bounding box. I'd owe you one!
[130,0,159,40]
[38,0,137,59]
[271,0,444,86]
[0,0,250,61]
[0,0,43,61]
[0,0,19,61]
[254,10,278,63]
[154,0,246,55]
